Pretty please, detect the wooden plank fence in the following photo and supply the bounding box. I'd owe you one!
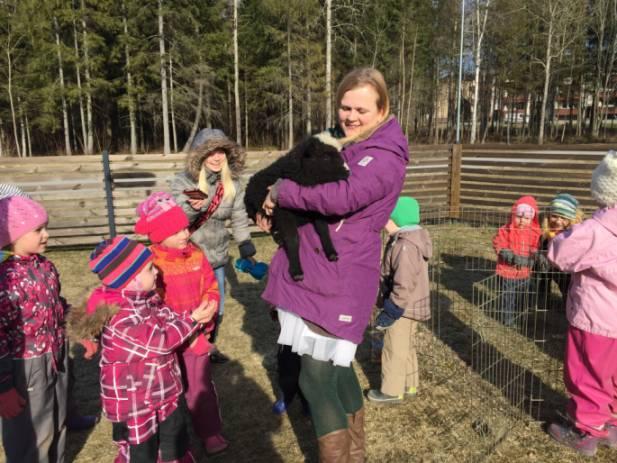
[0,143,612,247]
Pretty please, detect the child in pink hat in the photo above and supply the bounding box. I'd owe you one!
[135,192,228,455]
[0,196,69,462]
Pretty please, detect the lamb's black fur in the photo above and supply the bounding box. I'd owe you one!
[245,132,349,281]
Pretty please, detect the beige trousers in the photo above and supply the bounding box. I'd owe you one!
[380,317,419,397]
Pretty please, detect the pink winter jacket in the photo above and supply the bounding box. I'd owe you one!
[547,206,617,338]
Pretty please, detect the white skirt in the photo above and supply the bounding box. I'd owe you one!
[276,308,358,367]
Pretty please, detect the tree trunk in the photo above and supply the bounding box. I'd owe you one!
[122,1,137,154]
[577,78,584,137]
[6,44,20,157]
[481,76,496,143]
[169,54,177,153]
[72,17,87,153]
[538,15,553,145]
[287,16,293,149]
[25,112,32,157]
[233,0,241,144]
[470,0,490,144]
[158,0,170,154]
[244,78,249,148]
[325,0,332,128]
[81,0,94,155]
[404,30,418,138]
[398,25,405,121]
[18,97,26,157]
[182,79,204,153]
[205,84,212,128]
[54,15,72,156]
[306,60,312,135]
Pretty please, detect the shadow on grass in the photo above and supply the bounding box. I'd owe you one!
[440,253,569,364]
[66,345,101,462]
[225,261,317,462]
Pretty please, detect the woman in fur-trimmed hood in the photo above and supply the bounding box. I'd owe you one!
[170,128,258,362]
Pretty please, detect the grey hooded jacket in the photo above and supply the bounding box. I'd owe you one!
[170,130,256,269]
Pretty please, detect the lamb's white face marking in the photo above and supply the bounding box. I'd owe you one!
[338,85,384,137]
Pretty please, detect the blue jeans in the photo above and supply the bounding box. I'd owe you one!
[213,266,225,317]
[499,276,530,326]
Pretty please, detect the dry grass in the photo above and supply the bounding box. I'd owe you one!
[1,231,614,462]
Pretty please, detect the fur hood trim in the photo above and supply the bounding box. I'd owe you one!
[185,137,246,181]
[65,286,121,342]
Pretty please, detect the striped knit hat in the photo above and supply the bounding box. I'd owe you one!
[89,236,153,289]
[550,193,579,220]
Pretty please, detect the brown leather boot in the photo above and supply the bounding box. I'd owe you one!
[347,408,365,462]
[318,429,351,463]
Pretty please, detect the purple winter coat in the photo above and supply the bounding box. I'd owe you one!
[261,117,409,344]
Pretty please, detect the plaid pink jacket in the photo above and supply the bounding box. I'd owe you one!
[99,289,197,430]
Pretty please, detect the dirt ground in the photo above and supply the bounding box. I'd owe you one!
[1,232,614,462]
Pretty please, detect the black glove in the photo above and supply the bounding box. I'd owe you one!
[512,254,532,268]
[534,252,551,272]
[499,249,515,265]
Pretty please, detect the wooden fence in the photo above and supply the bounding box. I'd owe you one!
[0,143,612,246]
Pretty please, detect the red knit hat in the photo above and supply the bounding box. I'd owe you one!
[134,192,189,243]
[89,236,153,289]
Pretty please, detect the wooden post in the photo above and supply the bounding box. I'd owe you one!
[449,144,462,218]
[102,149,117,238]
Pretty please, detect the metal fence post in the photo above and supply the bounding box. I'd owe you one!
[102,149,117,238]
[449,144,462,219]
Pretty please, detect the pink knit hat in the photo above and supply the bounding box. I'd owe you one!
[0,196,48,248]
[134,192,189,243]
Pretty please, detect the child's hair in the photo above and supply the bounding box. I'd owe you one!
[0,196,48,249]
[89,236,153,289]
[135,192,189,243]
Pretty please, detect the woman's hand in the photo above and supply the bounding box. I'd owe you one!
[188,198,207,210]
[262,187,276,216]
[255,212,272,233]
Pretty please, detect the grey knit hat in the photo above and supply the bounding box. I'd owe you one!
[190,128,228,151]
[591,150,617,208]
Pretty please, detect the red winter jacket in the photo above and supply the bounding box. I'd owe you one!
[493,196,542,279]
[97,288,197,424]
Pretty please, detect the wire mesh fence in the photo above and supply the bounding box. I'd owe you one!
[369,204,588,461]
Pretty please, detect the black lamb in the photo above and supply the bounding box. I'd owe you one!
[245,131,349,281]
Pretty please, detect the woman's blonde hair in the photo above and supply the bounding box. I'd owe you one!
[198,155,236,202]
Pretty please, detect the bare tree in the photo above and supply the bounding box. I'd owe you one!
[287,14,294,149]
[158,0,170,154]
[54,14,71,155]
[72,14,87,153]
[233,0,241,143]
[325,0,332,128]
[122,0,137,154]
[470,0,491,144]
[4,25,20,156]
[80,0,94,154]
[533,0,584,145]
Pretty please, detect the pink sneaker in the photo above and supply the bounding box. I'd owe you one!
[205,434,229,455]
[548,422,601,457]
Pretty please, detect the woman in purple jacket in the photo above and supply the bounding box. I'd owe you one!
[259,68,409,462]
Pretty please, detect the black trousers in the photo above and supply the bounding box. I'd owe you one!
[278,344,308,408]
[112,397,191,463]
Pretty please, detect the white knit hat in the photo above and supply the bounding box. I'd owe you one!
[591,150,617,208]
